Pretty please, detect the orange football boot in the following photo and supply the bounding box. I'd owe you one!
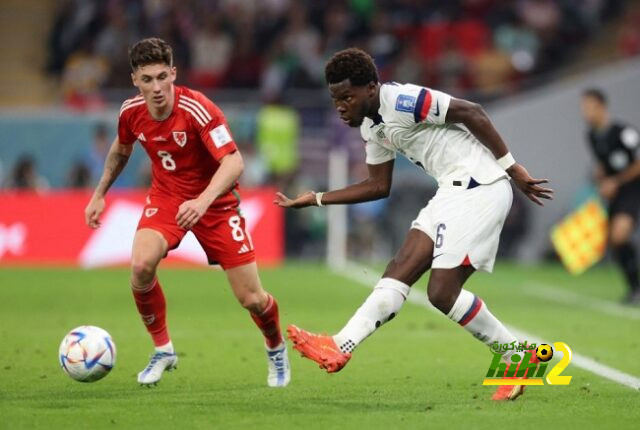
[286,325,351,373]
[491,351,540,401]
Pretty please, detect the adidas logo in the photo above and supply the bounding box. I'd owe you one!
[137,133,146,142]
[238,244,251,254]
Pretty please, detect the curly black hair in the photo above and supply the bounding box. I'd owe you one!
[325,48,379,86]
[129,37,173,71]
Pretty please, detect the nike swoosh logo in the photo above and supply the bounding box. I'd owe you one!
[433,253,443,260]
[434,100,440,116]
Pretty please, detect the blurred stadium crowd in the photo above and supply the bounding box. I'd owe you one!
[46,0,638,108]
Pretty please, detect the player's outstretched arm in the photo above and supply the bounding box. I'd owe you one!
[445,98,553,206]
[176,151,244,229]
[85,137,133,228]
[275,159,394,209]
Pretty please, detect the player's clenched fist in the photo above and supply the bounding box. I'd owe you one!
[176,198,209,229]
[85,197,105,229]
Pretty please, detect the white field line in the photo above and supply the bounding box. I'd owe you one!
[521,282,640,321]
[334,262,640,390]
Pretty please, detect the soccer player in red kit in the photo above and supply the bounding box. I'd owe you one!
[84,38,290,387]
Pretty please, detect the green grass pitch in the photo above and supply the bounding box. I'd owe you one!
[0,263,639,429]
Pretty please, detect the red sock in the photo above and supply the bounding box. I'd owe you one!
[250,295,282,349]
[132,278,170,347]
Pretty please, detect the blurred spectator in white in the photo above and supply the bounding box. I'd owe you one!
[494,14,540,74]
[189,15,232,88]
[517,0,561,39]
[4,156,50,192]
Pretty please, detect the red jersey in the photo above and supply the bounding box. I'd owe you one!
[118,86,239,207]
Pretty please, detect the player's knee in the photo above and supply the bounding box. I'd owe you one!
[237,292,263,313]
[130,257,156,286]
[427,282,456,314]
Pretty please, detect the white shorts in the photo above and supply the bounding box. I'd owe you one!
[411,178,512,272]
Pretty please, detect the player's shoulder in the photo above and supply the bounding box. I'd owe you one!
[119,93,145,117]
[177,86,221,113]
[380,81,434,110]
[175,86,223,126]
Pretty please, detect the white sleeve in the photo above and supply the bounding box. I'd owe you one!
[383,83,451,127]
[365,140,396,165]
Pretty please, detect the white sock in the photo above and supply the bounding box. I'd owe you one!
[447,289,518,358]
[155,341,174,354]
[333,278,410,354]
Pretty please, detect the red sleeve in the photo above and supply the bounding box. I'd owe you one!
[117,104,137,146]
[184,91,238,161]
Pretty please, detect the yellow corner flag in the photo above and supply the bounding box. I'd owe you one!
[551,199,608,275]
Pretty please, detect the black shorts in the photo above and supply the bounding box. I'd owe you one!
[609,181,640,221]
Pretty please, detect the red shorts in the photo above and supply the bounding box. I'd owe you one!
[137,194,255,269]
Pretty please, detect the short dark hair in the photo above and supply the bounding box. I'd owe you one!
[128,38,173,71]
[583,88,607,106]
[325,48,379,86]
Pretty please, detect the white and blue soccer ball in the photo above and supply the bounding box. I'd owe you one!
[58,326,116,382]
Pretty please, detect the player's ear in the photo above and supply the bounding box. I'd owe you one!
[367,81,377,98]
[131,72,138,88]
[170,66,177,82]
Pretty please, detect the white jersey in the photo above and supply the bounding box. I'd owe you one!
[360,82,507,188]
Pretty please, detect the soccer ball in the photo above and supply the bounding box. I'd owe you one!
[58,326,116,382]
[536,344,554,362]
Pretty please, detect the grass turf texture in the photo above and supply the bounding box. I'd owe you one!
[0,263,638,429]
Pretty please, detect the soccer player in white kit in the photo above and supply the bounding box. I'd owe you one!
[275,48,553,401]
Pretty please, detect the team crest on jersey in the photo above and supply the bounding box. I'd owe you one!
[172,131,187,147]
[395,94,416,113]
[145,208,158,217]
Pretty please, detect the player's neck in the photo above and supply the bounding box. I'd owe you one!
[593,114,610,131]
[366,84,381,120]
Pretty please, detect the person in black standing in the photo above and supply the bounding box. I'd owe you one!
[582,88,640,304]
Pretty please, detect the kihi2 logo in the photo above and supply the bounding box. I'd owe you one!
[482,342,573,386]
